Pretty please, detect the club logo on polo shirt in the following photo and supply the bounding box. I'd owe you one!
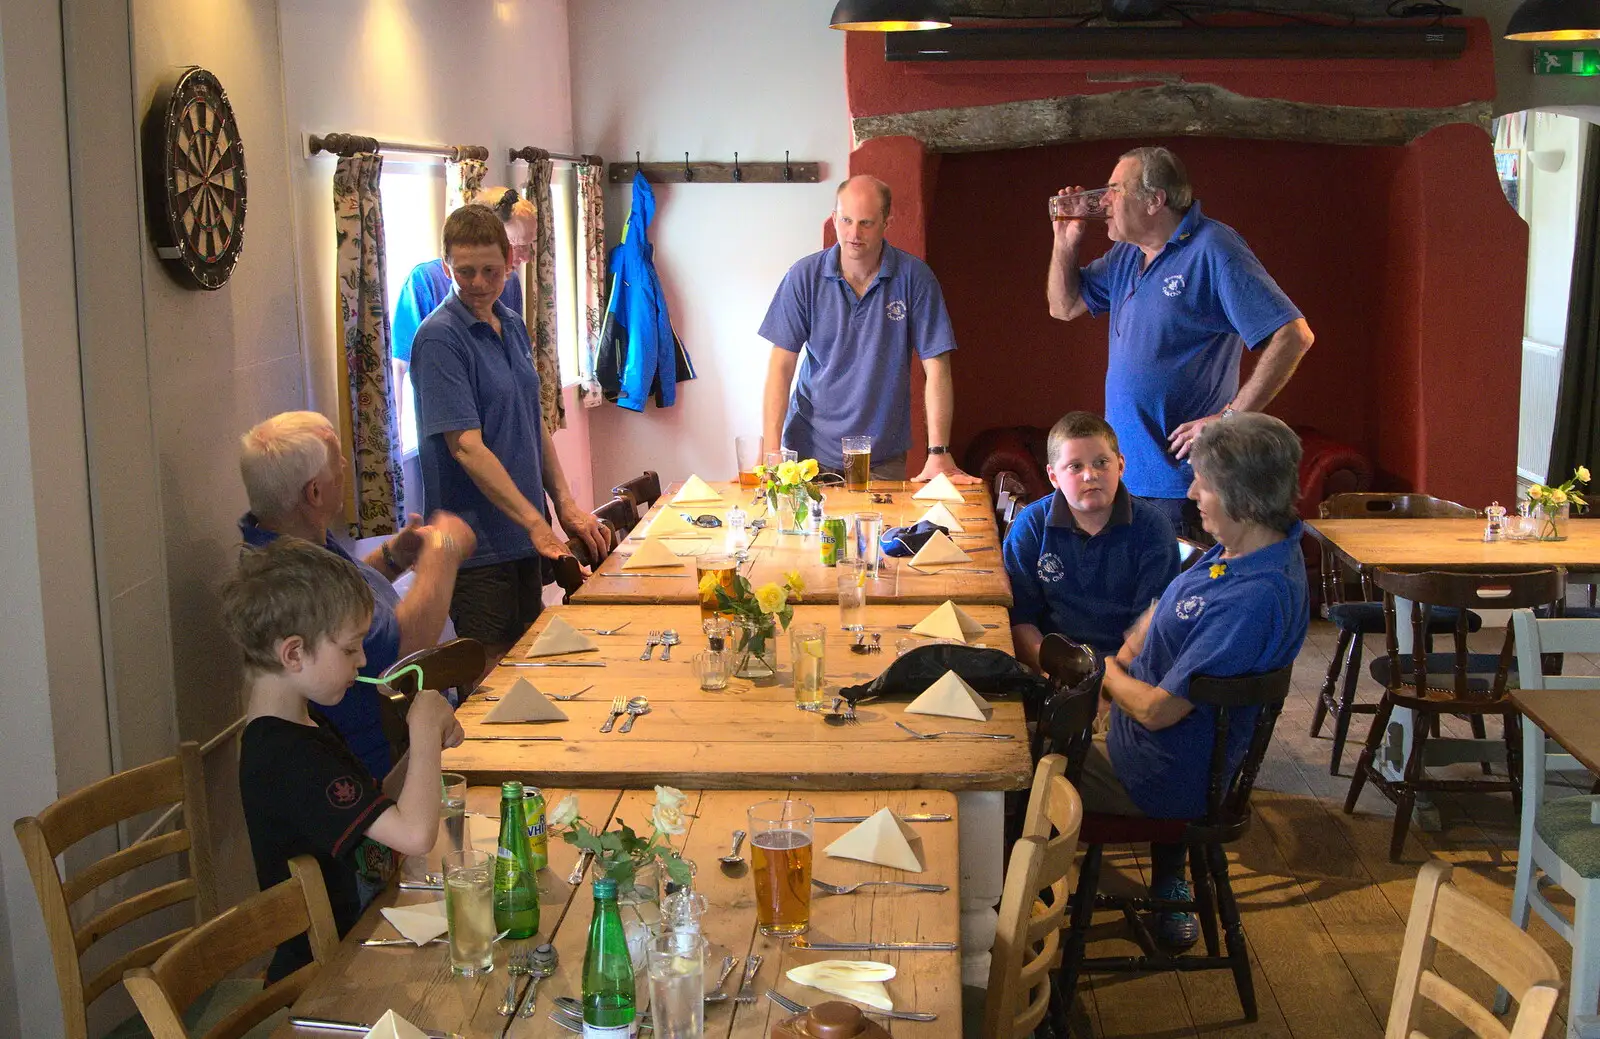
[1037,553,1064,584]
[1162,275,1186,298]
[326,776,361,809]
[886,300,907,321]
[1174,594,1206,621]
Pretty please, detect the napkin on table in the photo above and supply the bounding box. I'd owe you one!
[904,670,992,721]
[907,531,971,568]
[363,1009,430,1039]
[622,539,686,569]
[378,900,447,945]
[526,615,597,656]
[483,678,570,723]
[909,601,986,643]
[670,474,724,505]
[911,473,966,503]
[824,807,926,873]
[917,502,966,533]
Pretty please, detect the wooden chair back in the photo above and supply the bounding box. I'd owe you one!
[592,496,638,540]
[1035,633,1102,772]
[1509,608,1595,777]
[993,470,1025,537]
[611,470,662,512]
[12,743,216,1039]
[1385,860,1559,1039]
[1189,666,1295,835]
[123,855,338,1039]
[986,754,1083,1039]
[1318,493,1480,605]
[553,539,595,604]
[1176,536,1206,572]
[1373,569,1564,700]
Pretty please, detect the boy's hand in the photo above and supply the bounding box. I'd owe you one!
[407,689,457,741]
[442,716,465,750]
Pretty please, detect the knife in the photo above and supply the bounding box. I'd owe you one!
[593,573,688,579]
[500,661,608,667]
[288,1015,462,1038]
[360,936,442,946]
[895,623,998,630]
[464,735,566,741]
[789,939,958,952]
[815,813,952,823]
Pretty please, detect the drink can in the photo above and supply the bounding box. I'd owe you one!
[523,786,548,871]
[820,518,846,566]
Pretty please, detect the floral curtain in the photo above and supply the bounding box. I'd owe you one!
[333,152,403,537]
[524,156,565,431]
[447,157,487,211]
[576,159,607,395]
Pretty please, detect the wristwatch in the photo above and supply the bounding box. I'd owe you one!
[1219,407,1237,419]
[927,445,950,455]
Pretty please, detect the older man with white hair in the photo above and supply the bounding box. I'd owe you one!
[237,410,475,781]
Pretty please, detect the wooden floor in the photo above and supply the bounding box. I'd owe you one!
[1071,619,1596,1039]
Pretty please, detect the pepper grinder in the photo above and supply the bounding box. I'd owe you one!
[1484,501,1506,542]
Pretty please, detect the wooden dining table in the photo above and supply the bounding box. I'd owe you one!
[273,786,963,1039]
[571,479,1013,607]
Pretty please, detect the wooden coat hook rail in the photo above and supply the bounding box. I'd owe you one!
[607,151,820,185]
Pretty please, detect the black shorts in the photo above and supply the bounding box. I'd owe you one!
[449,557,545,646]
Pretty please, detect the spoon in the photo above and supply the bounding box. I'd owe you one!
[518,943,558,1018]
[659,629,680,661]
[719,829,748,875]
[619,696,651,733]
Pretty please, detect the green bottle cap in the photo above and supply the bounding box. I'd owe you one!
[501,781,524,797]
[592,877,618,898]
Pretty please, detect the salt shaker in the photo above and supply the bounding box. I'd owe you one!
[1484,501,1506,542]
[725,502,749,555]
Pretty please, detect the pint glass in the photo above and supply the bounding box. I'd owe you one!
[841,437,872,493]
[749,800,814,936]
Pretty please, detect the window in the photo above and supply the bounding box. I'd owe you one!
[548,165,584,387]
[379,161,446,456]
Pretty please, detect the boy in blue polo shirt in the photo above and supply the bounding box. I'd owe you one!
[1005,411,1179,669]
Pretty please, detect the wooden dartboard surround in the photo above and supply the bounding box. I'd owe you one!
[142,66,247,290]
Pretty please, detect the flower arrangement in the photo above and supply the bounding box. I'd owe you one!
[756,458,823,531]
[699,568,804,677]
[1527,465,1590,540]
[547,785,693,890]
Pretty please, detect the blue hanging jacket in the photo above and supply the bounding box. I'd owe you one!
[595,172,695,411]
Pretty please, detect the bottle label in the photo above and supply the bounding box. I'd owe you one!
[581,1024,633,1038]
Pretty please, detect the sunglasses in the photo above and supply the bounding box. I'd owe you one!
[680,513,722,528]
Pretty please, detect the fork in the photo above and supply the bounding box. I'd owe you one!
[894,720,1015,740]
[767,988,937,1023]
[734,953,763,1003]
[812,878,949,895]
[640,630,662,661]
[547,684,594,702]
[496,948,525,1015]
[578,621,631,635]
[599,696,627,733]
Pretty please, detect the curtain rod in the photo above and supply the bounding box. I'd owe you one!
[509,146,604,167]
[307,132,489,161]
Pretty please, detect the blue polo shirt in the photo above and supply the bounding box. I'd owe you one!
[412,295,547,569]
[237,514,402,780]
[391,259,521,365]
[1108,520,1308,819]
[1080,202,1302,499]
[759,244,957,468]
[1004,485,1179,657]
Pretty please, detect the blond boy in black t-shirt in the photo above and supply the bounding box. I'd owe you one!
[221,537,464,980]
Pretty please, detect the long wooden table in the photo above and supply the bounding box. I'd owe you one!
[274,787,963,1039]
[572,479,1013,607]
[442,602,1032,792]
[1308,517,1600,574]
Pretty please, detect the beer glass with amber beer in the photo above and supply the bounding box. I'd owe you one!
[749,800,814,936]
[735,435,764,489]
[841,436,872,493]
[696,553,738,621]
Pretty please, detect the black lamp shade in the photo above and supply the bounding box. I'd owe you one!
[1506,0,1600,41]
[829,0,951,31]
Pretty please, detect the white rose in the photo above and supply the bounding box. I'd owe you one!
[651,800,687,836]
[548,793,580,830]
[653,785,687,812]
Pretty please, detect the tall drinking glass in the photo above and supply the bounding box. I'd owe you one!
[434,773,467,877]
[443,849,495,976]
[647,933,706,1039]
[735,435,764,489]
[749,800,814,936]
[695,554,738,621]
[841,437,873,493]
[790,622,826,711]
[837,560,867,632]
[853,511,883,578]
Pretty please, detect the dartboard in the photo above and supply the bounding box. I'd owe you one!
[142,66,247,290]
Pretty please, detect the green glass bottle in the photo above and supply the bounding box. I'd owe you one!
[493,781,539,939]
[581,877,636,1037]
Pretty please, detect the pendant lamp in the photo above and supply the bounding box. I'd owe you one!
[1505,0,1600,42]
[829,0,951,31]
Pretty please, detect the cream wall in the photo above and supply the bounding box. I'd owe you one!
[569,0,850,493]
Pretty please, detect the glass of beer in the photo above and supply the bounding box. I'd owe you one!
[735,434,764,489]
[749,800,814,936]
[1049,186,1113,221]
[696,554,738,621]
[842,436,873,493]
[790,622,827,711]
[443,849,495,976]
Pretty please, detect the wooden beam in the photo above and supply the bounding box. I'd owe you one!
[885,25,1469,61]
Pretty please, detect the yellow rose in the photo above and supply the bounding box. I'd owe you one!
[651,800,686,836]
[777,460,801,486]
[1579,465,1592,483]
[754,582,787,614]
[699,573,721,598]
[754,464,769,480]
[1551,488,1569,505]
[653,785,687,812]
[1529,485,1545,500]
[785,569,806,596]
[798,458,820,482]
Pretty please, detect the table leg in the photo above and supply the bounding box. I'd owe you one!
[956,791,1002,986]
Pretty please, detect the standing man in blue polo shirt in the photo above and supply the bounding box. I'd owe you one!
[1046,146,1314,538]
[411,205,609,657]
[760,175,979,483]
[1004,411,1178,669]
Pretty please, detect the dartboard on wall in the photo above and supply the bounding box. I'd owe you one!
[141,66,247,290]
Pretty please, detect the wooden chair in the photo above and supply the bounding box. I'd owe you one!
[1343,568,1565,862]
[1176,535,1206,573]
[993,470,1025,539]
[123,854,338,1039]
[1059,665,1295,1022]
[1494,608,1600,1026]
[984,753,1083,1039]
[552,537,595,604]
[592,495,637,542]
[1034,633,1101,770]
[375,637,488,759]
[1388,860,1559,1039]
[1310,492,1484,776]
[610,470,662,513]
[13,742,216,1039]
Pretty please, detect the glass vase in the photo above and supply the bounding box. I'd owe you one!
[734,618,779,684]
[1535,501,1570,542]
[778,487,809,535]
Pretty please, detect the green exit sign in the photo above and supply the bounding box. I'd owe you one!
[1535,48,1600,75]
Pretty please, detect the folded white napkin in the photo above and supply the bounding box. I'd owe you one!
[909,601,985,643]
[483,678,569,723]
[912,473,965,503]
[905,670,992,721]
[908,531,970,567]
[363,1009,430,1039]
[824,807,925,873]
[526,615,597,656]
[379,900,447,945]
[787,960,896,1011]
[671,474,723,504]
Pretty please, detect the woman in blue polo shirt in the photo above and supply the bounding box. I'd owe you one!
[1084,412,1309,947]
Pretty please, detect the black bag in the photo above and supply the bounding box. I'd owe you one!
[839,645,1054,712]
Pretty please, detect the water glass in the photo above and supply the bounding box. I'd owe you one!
[749,800,814,937]
[442,849,495,976]
[647,933,706,1039]
[691,650,730,691]
[790,622,827,711]
[430,773,468,878]
[853,511,883,577]
[842,436,873,493]
[735,434,764,489]
[838,560,867,632]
